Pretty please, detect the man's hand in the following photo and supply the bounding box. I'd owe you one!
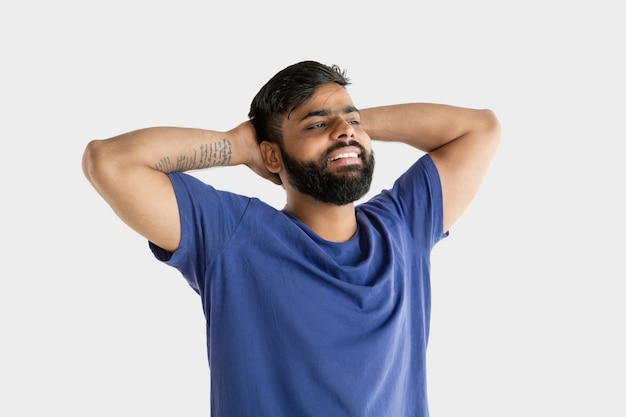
[230,121,282,185]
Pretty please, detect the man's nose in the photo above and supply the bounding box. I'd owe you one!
[330,118,355,141]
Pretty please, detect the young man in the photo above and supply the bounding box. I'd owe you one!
[82,60,500,416]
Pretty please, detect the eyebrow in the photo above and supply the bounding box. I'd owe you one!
[298,105,360,123]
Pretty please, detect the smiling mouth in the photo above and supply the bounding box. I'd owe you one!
[326,144,363,164]
[328,151,360,162]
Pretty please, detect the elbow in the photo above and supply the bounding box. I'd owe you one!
[482,110,502,163]
[82,139,110,185]
[482,109,502,144]
[473,109,501,156]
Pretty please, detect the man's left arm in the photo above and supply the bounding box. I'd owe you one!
[360,103,501,232]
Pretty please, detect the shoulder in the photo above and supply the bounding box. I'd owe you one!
[360,154,447,246]
[167,172,253,210]
[365,154,442,212]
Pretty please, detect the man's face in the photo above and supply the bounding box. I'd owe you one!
[279,139,374,205]
[278,83,374,205]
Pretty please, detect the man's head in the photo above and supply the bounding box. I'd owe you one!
[249,60,351,145]
[249,61,374,206]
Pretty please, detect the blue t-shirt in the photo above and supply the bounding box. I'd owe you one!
[151,154,447,417]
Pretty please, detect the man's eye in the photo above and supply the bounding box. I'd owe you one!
[308,122,326,129]
[349,119,360,125]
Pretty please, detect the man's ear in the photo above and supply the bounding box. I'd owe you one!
[259,141,283,173]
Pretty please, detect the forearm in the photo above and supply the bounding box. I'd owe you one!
[84,126,247,176]
[360,103,497,152]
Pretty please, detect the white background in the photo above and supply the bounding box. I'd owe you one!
[2,1,624,416]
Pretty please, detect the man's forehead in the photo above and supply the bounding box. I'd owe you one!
[289,84,356,120]
[295,105,359,123]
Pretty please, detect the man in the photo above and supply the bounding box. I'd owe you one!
[82,60,500,416]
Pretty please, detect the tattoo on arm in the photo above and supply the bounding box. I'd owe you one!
[154,138,233,173]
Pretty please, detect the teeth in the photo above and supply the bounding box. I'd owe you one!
[329,152,359,161]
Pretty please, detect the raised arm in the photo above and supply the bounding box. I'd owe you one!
[360,103,501,232]
[82,121,276,252]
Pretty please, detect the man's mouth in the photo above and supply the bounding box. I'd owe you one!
[326,146,362,165]
[328,151,359,162]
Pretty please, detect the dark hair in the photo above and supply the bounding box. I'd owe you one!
[248,60,350,144]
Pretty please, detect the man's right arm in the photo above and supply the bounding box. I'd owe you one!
[82,122,275,252]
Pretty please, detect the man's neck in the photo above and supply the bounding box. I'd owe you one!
[284,197,357,243]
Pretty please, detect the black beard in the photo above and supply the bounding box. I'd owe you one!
[280,140,375,206]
